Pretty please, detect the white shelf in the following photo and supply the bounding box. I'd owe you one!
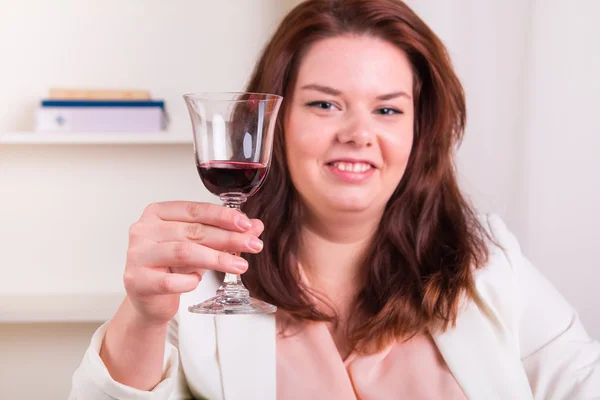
[0,293,125,323]
[0,131,193,145]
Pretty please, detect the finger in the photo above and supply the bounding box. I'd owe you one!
[176,266,206,275]
[142,201,252,232]
[248,219,265,237]
[133,241,249,274]
[148,221,263,254]
[125,268,201,296]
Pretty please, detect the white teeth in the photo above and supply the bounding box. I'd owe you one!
[331,162,372,173]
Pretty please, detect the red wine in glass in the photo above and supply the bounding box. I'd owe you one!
[197,161,267,196]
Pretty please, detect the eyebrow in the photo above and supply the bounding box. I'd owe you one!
[301,84,411,100]
[301,84,341,96]
[377,91,411,101]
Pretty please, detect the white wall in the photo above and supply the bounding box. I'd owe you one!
[520,0,600,332]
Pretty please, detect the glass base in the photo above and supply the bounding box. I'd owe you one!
[188,295,277,315]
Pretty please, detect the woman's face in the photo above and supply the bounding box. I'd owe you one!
[284,35,414,219]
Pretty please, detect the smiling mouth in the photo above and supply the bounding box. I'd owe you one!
[326,161,374,173]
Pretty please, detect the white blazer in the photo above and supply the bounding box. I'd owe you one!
[69,214,600,399]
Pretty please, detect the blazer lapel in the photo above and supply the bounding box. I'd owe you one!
[432,295,533,400]
[215,313,277,400]
[180,271,277,400]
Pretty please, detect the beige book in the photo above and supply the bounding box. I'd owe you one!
[49,88,151,100]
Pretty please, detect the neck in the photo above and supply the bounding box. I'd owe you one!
[299,209,381,309]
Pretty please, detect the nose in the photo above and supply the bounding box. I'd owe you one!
[335,113,374,148]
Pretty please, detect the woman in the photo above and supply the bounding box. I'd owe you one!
[70,0,599,399]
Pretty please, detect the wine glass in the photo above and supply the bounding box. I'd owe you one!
[183,92,283,314]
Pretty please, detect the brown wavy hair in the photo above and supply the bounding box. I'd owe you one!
[241,0,490,352]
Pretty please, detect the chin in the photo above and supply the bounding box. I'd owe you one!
[325,193,375,213]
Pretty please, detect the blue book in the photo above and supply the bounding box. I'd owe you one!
[41,99,165,109]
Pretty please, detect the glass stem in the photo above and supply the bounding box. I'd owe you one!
[223,271,241,285]
[218,193,249,300]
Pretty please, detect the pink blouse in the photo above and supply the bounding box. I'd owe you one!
[276,318,467,399]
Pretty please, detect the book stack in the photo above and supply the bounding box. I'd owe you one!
[34,88,167,133]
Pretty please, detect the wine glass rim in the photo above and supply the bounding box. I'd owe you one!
[183,91,283,102]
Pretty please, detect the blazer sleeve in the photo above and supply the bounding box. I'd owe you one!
[486,214,600,399]
[68,315,193,400]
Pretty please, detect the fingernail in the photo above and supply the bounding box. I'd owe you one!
[236,215,252,230]
[232,258,248,272]
[248,237,263,252]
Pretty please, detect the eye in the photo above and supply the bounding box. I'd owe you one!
[306,101,339,111]
[376,107,402,116]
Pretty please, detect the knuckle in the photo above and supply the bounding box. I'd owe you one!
[173,241,193,262]
[159,275,172,293]
[227,231,237,246]
[128,223,142,240]
[143,202,159,217]
[216,251,231,269]
[218,206,235,226]
[126,246,142,265]
[186,202,204,219]
[186,223,205,241]
[123,270,138,294]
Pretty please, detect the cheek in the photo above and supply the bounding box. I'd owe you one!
[283,112,313,185]
[284,108,329,162]
[382,124,414,172]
